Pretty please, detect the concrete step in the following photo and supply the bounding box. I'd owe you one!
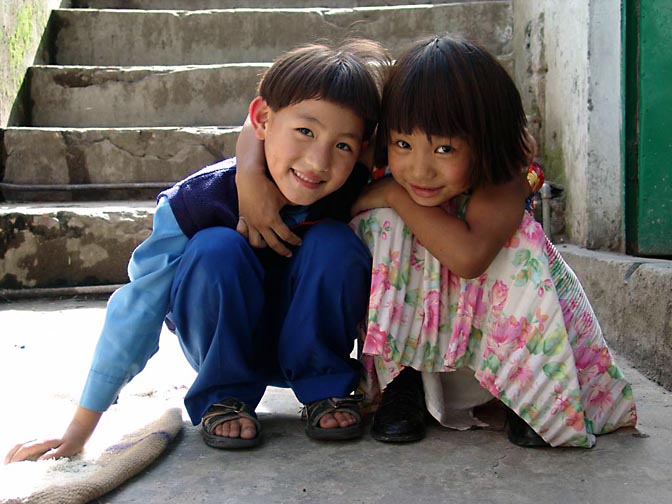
[0,0,515,290]
[51,3,512,65]
[0,202,154,289]
[26,50,512,128]
[27,64,267,127]
[75,0,496,10]
[1,127,239,201]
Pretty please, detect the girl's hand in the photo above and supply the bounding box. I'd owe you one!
[351,176,404,216]
[236,172,300,257]
[235,113,301,257]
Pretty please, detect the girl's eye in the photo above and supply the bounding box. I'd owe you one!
[336,142,352,152]
[297,127,314,137]
[436,145,453,154]
[394,140,410,149]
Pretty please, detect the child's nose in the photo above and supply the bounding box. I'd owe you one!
[306,143,331,172]
[411,151,435,179]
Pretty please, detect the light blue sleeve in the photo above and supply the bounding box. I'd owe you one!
[79,196,189,412]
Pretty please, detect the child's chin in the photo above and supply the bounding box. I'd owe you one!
[284,193,320,207]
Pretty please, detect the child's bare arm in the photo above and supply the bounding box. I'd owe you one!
[353,174,529,278]
[4,405,102,463]
[235,117,301,257]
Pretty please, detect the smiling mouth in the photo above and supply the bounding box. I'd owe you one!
[291,168,324,187]
[409,184,441,198]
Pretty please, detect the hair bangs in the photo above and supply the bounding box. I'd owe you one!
[258,42,388,141]
[377,35,531,187]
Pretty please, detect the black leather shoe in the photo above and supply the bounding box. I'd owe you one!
[505,408,550,447]
[371,367,427,443]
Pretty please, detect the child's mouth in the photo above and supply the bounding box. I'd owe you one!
[291,169,324,188]
[410,184,441,198]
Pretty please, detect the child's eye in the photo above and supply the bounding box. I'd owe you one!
[336,142,353,152]
[394,140,410,149]
[297,127,314,137]
[435,145,453,154]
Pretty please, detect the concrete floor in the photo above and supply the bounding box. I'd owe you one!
[1,297,671,504]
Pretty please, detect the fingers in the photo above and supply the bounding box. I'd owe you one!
[260,230,292,258]
[4,443,23,464]
[236,217,249,239]
[247,227,267,249]
[272,222,302,247]
[239,216,302,258]
[261,219,301,257]
[4,439,62,464]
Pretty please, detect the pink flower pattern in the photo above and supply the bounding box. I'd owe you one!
[351,207,637,448]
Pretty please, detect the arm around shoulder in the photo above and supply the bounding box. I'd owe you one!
[386,174,528,278]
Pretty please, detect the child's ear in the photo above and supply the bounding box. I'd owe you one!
[249,96,271,140]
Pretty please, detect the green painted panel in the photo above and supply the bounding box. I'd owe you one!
[626,0,672,256]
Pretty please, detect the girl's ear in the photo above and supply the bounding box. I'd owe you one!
[249,96,271,140]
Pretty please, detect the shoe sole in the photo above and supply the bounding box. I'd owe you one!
[370,429,426,443]
[305,423,364,441]
[202,430,263,449]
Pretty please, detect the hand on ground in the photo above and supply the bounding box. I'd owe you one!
[4,436,84,464]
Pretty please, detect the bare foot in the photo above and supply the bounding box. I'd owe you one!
[212,417,257,440]
[318,411,356,429]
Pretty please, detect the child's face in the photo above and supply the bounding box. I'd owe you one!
[387,130,471,207]
[260,99,364,206]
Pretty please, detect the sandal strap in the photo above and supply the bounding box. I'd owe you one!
[201,398,260,434]
[302,395,363,428]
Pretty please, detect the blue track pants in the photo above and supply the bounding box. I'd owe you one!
[167,221,371,424]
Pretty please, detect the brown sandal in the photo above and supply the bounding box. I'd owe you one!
[201,398,262,449]
[302,395,364,441]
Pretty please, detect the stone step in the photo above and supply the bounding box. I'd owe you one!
[27,64,267,127]
[1,127,239,201]
[0,202,155,289]
[0,1,515,290]
[75,0,495,11]
[51,3,511,65]
[26,49,512,128]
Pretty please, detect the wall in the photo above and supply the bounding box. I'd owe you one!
[0,0,66,127]
[512,0,624,251]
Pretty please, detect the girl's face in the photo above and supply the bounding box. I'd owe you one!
[387,130,471,207]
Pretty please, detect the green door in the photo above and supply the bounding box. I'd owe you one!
[625,0,672,256]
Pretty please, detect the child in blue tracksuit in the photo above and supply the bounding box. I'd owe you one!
[5,40,390,460]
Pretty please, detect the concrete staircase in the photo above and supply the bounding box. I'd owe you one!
[0,0,512,292]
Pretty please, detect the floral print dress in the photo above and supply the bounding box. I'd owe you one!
[350,193,637,448]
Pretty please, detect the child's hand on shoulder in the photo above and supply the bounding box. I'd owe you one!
[351,176,404,216]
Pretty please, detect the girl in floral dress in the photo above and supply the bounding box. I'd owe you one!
[349,34,636,448]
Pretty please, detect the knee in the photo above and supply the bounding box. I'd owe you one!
[299,221,371,277]
[184,227,257,274]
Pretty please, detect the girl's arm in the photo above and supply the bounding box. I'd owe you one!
[5,406,102,463]
[235,117,301,257]
[353,173,529,279]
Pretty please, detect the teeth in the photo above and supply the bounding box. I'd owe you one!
[293,169,322,184]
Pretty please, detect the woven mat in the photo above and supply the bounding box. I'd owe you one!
[0,408,183,504]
